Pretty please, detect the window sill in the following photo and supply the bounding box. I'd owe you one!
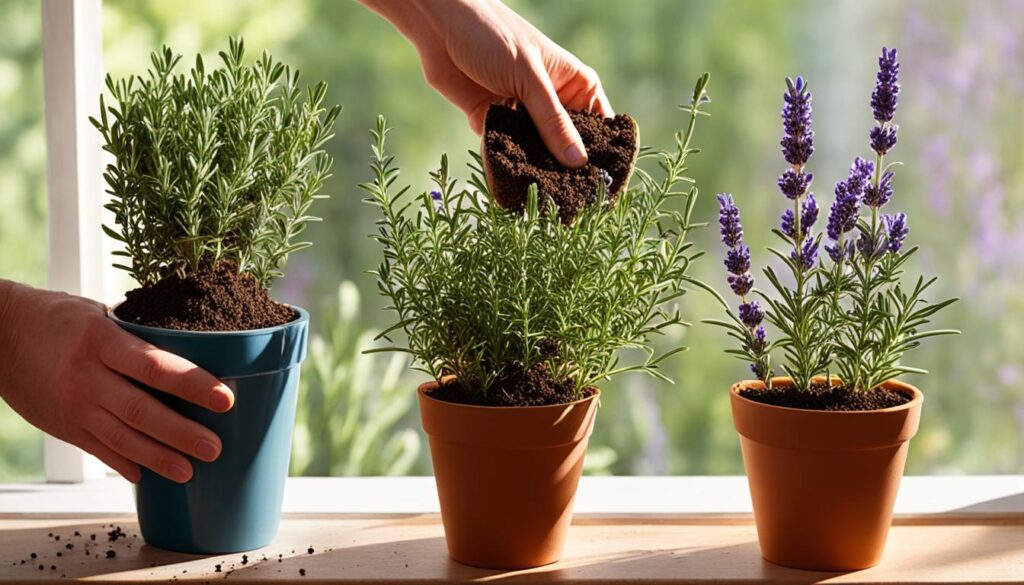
[1,476,1021,583]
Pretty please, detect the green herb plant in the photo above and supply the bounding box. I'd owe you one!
[91,37,341,287]
[364,74,713,400]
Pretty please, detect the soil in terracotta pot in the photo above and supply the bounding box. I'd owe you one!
[739,382,911,411]
[483,103,637,225]
[429,362,596,407]
[115,261,296,331]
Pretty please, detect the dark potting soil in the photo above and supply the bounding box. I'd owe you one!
[739,382,912,411]
[115,262,296,331]
[428,362,596,407]
[483,103,637,224]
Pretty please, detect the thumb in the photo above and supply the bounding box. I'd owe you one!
[520,63,588,169]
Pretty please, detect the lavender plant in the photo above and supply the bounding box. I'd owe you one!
[91,37,341,288]
[365,75,712,399]
[707,48,958,392]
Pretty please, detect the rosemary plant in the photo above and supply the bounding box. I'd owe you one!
[364,75,713,399]
[90,37,341,288]
[707,48,958,392]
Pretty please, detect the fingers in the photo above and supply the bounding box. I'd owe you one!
[553,57,614,118]
[97,324,234,413]
[418,46,499,136]
[75,431,141,483]
[96,370,223,464]
[520,56,588,168]
[86,407,194,483]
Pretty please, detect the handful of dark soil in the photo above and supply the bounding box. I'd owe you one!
[739,383,912,411]
[115,262,297,331]
[482,103,638,224]
[429,362,596,407]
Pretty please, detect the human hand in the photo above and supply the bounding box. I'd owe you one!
[0,281,234,483]
[360,0,613,168]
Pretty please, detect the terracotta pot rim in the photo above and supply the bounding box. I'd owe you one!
[730,376,923,416]
[417,380,601,412]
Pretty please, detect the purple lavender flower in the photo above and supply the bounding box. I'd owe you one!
[717,194,743,248]
[780,195,819,239]
[871,47,900,123]
[778,169,813,200]
[845,157,875,197]
[825,240,855,263]
[598,168,613,190]
[826,181,861,241]
[725,245,751,275]
[780,208,797,239]
[752,326,768,352]
[791,237,819,270]
[430,190,442,201]
[883,212,909,253]
[857,230,887,260]
[863,171,894,208]
[729,273,754,296]
[750,362,771,379]
[739,300,765,329]
[870,125,899,156]
[801,193,819,232]
[780,76,815,166]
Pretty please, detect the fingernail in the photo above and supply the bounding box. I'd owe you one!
[195,439,220,461]
[209,386,232,411]
[168,464,191,483]
[563,143,587,167]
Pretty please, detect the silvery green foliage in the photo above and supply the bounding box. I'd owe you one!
[365,75,713,399]
[91,37,340,287]
[292,282,422,477]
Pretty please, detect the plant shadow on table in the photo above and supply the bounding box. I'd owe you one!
[223,532,843,583]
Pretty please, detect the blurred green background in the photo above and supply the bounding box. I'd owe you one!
[1,0,1021,480]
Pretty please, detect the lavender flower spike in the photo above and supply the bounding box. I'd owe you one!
[778,168,813,200]
[739,300,765,329]
[801,193,819,232]
[871,47,900,123]
[845,157,875,197]
[717,193,744,248]
[863,170,894,208]
[870,47,900,156]
[780,76,814,166]
[791,237,819,270]
[826,181,861,241]
[884,212,909,253]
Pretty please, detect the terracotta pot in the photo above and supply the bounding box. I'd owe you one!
[418,381,599,569]
[730,377,923,571]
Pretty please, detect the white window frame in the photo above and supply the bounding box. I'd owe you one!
[40,0,111,482]
[32,1,1024,511]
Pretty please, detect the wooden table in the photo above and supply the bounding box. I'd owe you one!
[1,477,1022,583]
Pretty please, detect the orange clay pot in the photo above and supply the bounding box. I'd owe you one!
[730,377,923,571]
[418,381,599,570]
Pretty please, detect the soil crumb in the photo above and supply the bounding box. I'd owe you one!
[115,262,296,331]
[739,382,912,411]
[483,103,637,224]
[429,362,596,407]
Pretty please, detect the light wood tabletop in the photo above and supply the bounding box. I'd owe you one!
[1,513,1022,583]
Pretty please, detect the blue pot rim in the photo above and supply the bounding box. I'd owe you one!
[108,304,310,337]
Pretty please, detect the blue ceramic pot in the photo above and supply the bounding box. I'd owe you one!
[109,307,309,554]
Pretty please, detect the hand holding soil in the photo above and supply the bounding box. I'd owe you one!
[359,0,612,167]
[0,280,232,484]
[482,103,638,224]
